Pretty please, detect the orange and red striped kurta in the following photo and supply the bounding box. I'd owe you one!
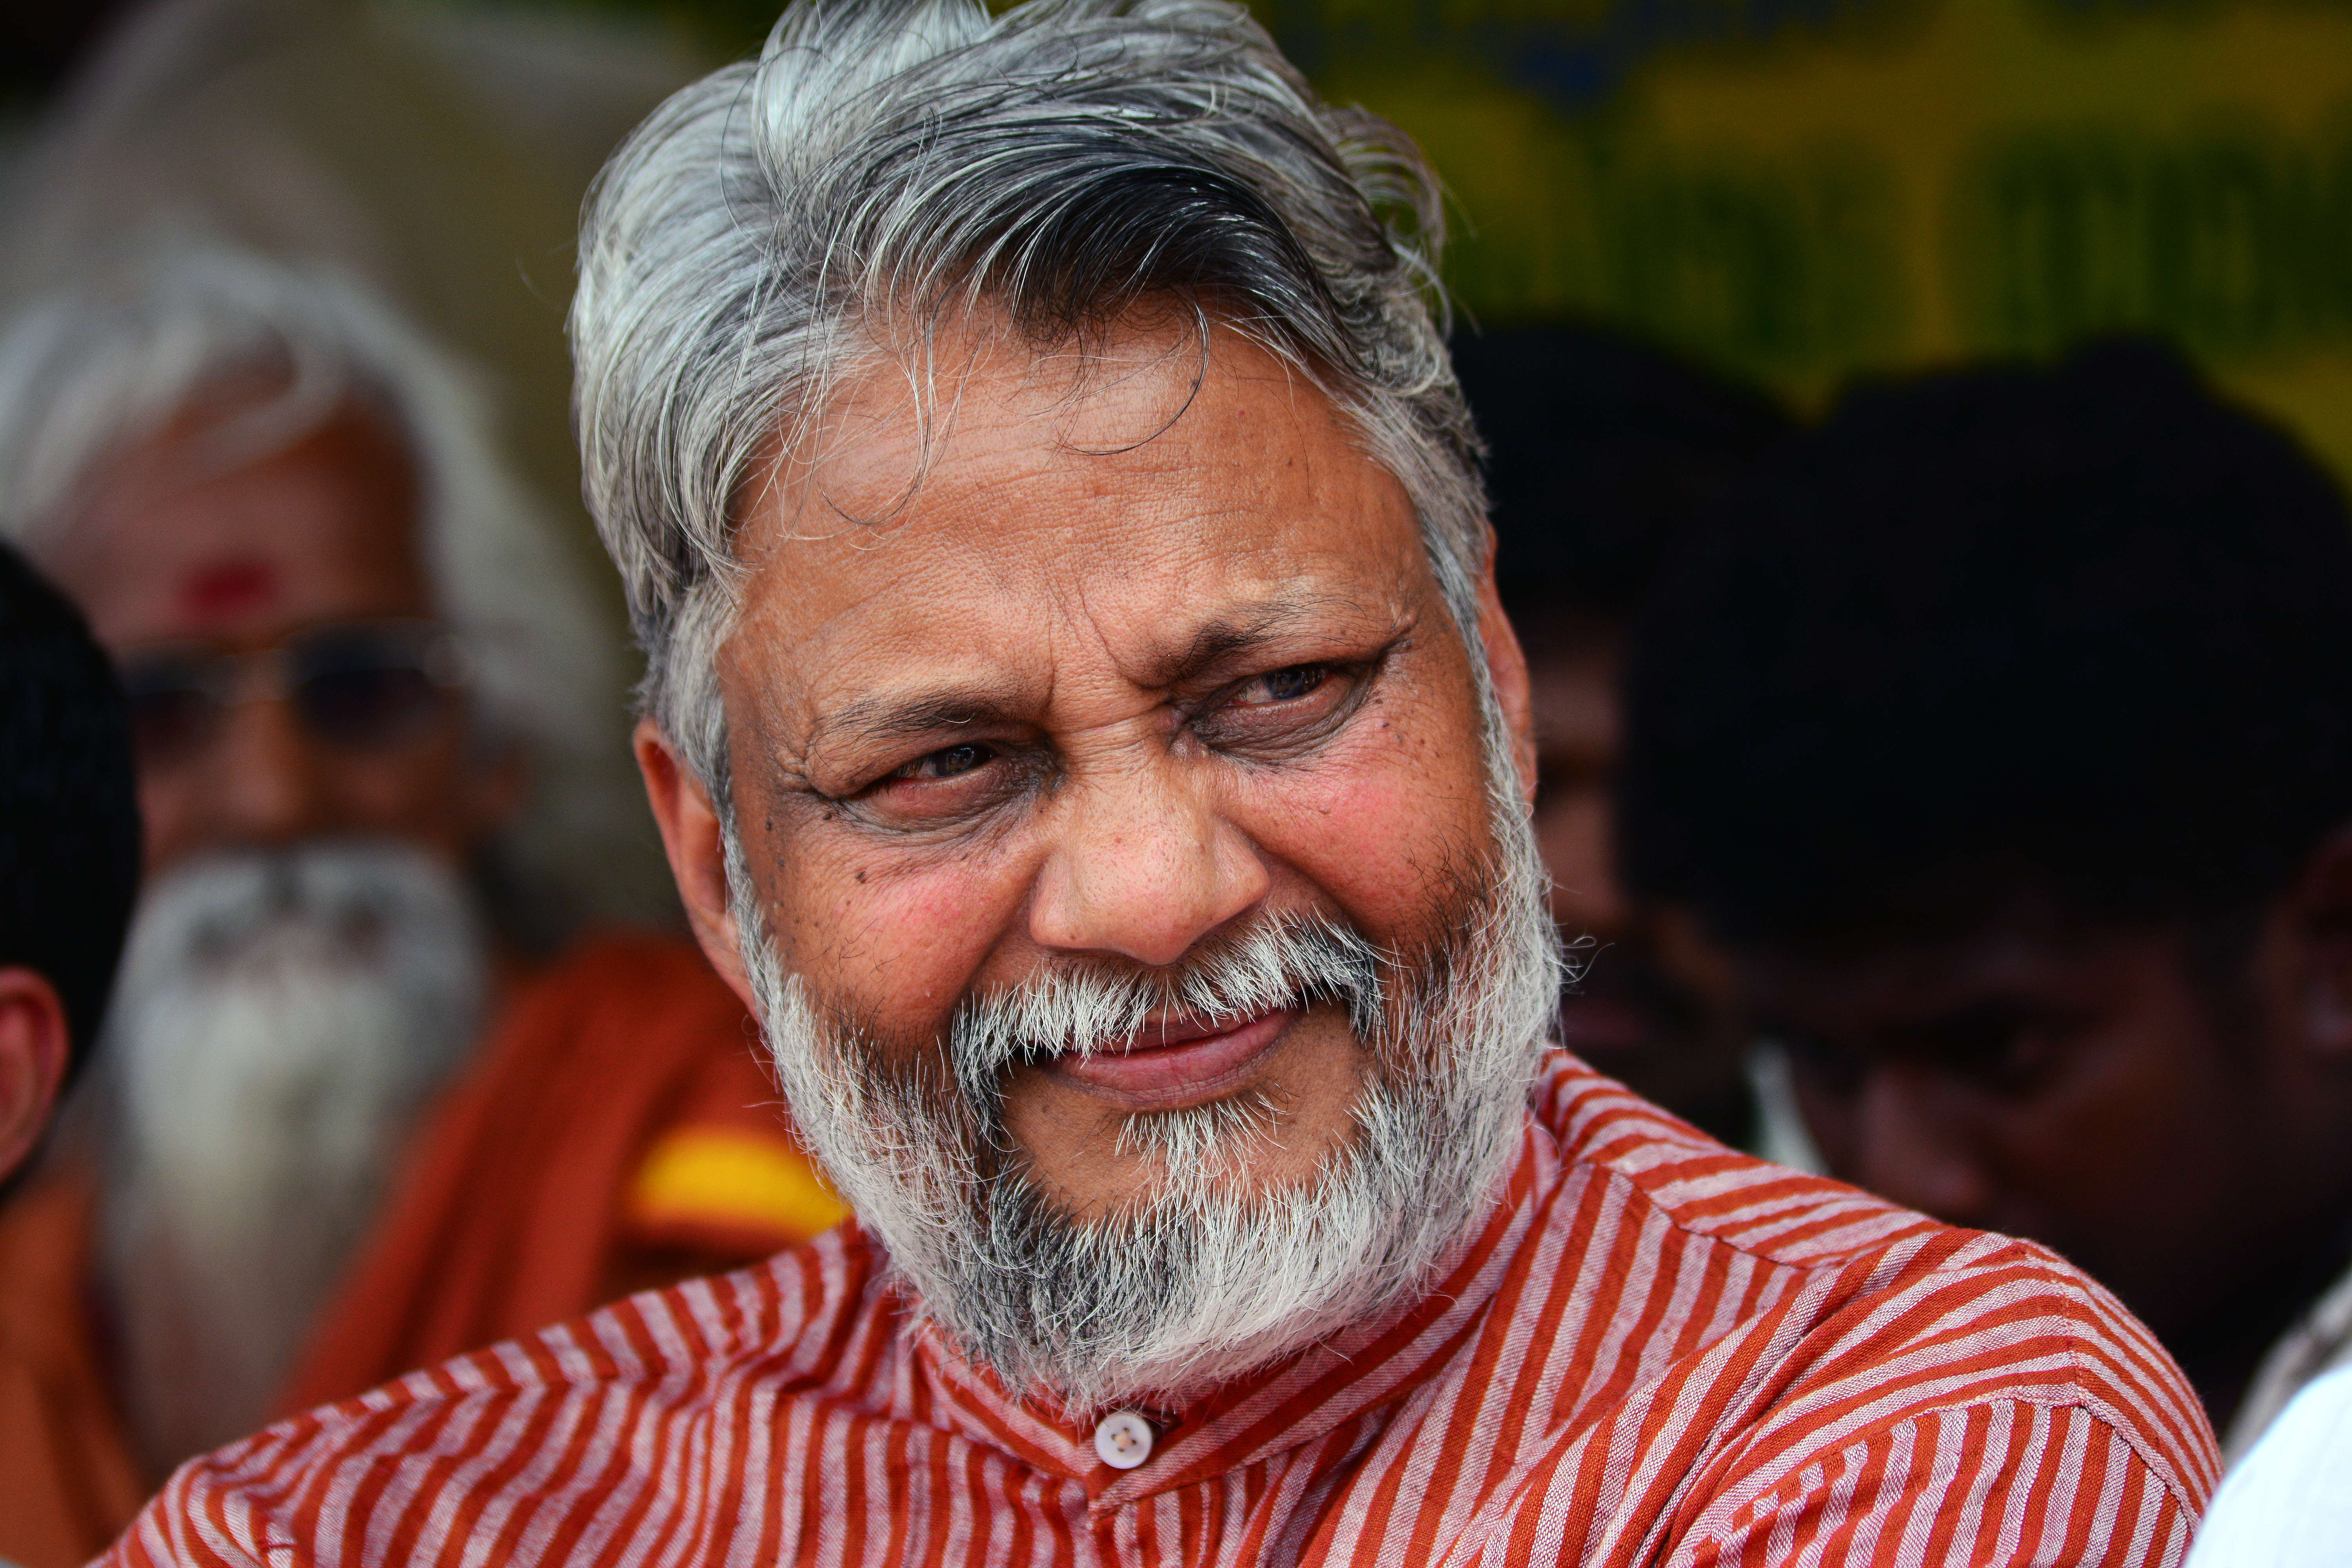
[106,1054,2218,1566]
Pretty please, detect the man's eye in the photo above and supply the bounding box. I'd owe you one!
[1238,665,1327,705]
[889,742,995,782]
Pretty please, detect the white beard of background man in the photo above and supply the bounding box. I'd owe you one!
[97,842,485,1472]
[113,2,2220,1563]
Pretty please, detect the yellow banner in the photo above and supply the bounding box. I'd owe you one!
[1258,0,2352,474]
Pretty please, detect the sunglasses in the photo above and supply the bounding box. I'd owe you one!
[118,619,472,768]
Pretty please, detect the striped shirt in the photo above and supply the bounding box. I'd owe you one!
[107,1054,2218,1566]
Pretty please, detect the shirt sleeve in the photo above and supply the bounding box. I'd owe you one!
[1670,1400,2201,1568]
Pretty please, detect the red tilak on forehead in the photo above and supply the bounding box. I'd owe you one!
[178,559,279,620]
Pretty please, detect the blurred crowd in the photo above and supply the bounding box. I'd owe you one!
[0,4,848,1555]
[3,0,2352,1559]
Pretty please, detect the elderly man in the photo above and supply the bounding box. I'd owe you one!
[114,4,2214,1563]
[0,248,839,1562]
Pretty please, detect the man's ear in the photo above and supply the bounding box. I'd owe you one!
[2278,827,2352,1059]
[1472,535,1539,809]
[634,718,755,1013]
[0,967,71,1185]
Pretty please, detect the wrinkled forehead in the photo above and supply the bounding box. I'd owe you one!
[720,315,1436,733]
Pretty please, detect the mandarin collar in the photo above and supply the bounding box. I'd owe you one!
[900,1103,1567,1508]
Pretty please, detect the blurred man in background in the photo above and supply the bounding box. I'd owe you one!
[0,247,840,1564]
[1618,340,2352,1455]
[0,541,143,1567]
[3,0,713,928]
[1451,324,1788,1147]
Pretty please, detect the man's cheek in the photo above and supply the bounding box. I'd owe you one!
[1242,761,1485,938]
[1792,1084,1860,1176]
[782,846,1025,1019]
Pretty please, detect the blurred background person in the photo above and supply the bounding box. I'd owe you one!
[0,540,143,1568]
[1452,323,1790,1149]
[0,247,840,1564]
[1616,340,2352,1454]
[2,0,715,927]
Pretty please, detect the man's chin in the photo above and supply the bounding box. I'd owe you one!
[1012,1096,1361,1223]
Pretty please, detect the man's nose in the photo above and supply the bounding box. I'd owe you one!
[1846,1064,1996,1227]
[1027,757,1269,968]
[198,697,336,847]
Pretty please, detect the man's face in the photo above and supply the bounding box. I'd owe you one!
[46,396,512,1467]
[47,402,510,877]
[1744,911,2313,1348]
[710,320,1531,1224]
[1523,627,1739,1131]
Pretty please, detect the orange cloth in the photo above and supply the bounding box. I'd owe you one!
[0,932,840,1568]
[0,1177,147,1568]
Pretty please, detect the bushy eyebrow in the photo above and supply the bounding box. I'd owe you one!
[817,683,1033,748]
[808,590,1380,750]
[1143,599,1323,688]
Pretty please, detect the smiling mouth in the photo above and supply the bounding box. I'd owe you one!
[1043,1007,1299,1111]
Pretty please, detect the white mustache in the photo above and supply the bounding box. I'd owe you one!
[945,910,1386,1100]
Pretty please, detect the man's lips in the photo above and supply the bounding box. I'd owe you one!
[1043,1007,1299,1110]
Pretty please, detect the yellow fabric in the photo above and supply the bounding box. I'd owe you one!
[626,1129,848,1245]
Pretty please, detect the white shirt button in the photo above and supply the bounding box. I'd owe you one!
[1093,1409,1155,1470]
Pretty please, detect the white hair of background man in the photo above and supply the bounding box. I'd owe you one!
[0,241,635,930]
[570,0,1492,803]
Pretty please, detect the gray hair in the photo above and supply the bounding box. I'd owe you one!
[571,0,1488,799]
[0,243,633,929]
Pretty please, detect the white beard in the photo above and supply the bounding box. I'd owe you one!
[733,718,1562,1413]
[96,842,487,1473]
